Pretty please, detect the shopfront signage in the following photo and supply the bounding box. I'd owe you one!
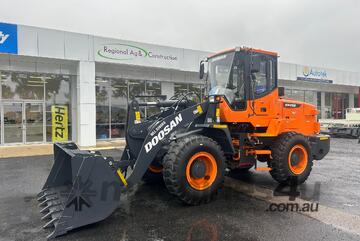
[297,66,333,84]
[303,66,327,79]
[51,105,69,142]
[94,37,205,71]
[97,43,178,62]
[0,22,18,54]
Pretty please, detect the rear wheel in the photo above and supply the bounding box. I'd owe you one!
[268,132,313,185]
[163,135,225,205]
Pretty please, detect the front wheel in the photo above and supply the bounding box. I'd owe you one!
[268,132,313,185]
[142,161,163,184]
[163,135,225,205]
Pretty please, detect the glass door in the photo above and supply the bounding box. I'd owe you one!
[1,102,45,144]
[3,102,24,144]
[25,102,44,143]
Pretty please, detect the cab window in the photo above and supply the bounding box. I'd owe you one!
[228,61,246,110]
[252,57,276,97]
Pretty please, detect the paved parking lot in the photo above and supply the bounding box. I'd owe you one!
[0,138,359,241]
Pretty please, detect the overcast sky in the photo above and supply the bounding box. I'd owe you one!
[1,0,359,72]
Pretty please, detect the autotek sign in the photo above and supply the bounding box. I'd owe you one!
[297,66,333,84]
[0,22,18,54]
[97,43,178,62]
[303,66,327,79]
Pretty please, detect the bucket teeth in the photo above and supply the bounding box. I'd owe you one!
[37,193,47,202]
[41,209,62,220]
[37,191,56,202]
[37,143,124,239]
[38,199,47,207]
[43,217,59,229]
[40,201,61,214]
[47,231,57,240]
[38,195,58,207]
[37,189,48,197]
[40,205,51,214]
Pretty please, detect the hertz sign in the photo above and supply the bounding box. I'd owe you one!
[51,105,69,142]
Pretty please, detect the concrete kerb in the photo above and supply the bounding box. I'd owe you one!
[0,140,126,158]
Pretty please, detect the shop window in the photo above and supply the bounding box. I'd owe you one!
[305,91,315,105]
[111,79,128,138]
[174,83,204,103]
[45,75,72,142]
[317,92,322,119]
[110,106,126,138]
[95,78,164,139]
[285,88,292,98]
[317,92,321,107]
[128,79,146,100]
[1,71,13,99]
[94,77,206,140]
[330,93,349,119]
[325,92,331,106]
[111,79,128,105]
[355,94,359,108]
[96,78,110,139]
[174,83,188,97]
[188,84,203,102]
[292,90,305,102]
[129,79,146,117]
[146,81,161,117]
[1,71,73,143]
[1,72,45,100]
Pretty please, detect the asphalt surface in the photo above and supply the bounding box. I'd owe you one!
[0,138,359,241]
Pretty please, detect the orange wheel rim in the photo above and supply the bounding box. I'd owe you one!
[288,144,308,175]
[186,152,217,190]
[148,164,163,173]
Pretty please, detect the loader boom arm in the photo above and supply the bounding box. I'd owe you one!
[121,100,210,186]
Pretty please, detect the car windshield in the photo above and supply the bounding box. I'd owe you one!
[207,51,236,99]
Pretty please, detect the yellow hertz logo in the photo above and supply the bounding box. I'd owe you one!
[51,105,68,142]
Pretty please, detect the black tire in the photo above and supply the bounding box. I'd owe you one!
[268,132,313,185]
[142,161,163,184]
[142,169,163,185]
[163,135,225,205]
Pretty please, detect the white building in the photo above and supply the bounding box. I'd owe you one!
[0,22,359,146]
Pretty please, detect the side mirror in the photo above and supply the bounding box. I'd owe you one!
[278,87,285,97]
[199,61,205,79]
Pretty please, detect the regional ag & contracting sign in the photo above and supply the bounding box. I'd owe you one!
[97,43,178,62]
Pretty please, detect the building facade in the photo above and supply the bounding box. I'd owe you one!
[1,22,359,146]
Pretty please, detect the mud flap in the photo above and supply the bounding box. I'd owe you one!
[37,142,125,239]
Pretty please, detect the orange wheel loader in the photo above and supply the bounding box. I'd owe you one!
[37,47,330,239]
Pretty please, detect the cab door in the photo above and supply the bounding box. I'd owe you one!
[250,54,277,117]
[219,52,278,125]
[227,58,247,111]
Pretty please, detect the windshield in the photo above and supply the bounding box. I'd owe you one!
[207,51,236,99]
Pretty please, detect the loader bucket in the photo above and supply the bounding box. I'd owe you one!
[37,142,125,239]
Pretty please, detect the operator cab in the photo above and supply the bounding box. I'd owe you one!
[200,47,278,110]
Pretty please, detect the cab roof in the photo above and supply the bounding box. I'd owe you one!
[208,47,278,59]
